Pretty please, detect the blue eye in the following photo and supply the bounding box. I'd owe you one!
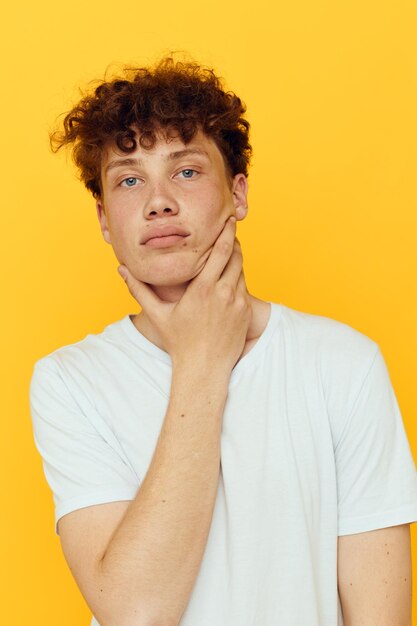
[180,169,197,178]
[121,177,138,187]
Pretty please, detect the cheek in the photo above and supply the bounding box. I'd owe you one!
[104,228,138,269]
[199,190,231,230]
[202,207,232,245]
[107,208,137,245]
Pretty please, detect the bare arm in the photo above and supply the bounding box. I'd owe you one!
[59,216,251,626]
[94,362,229,626]
[337,524,412,626]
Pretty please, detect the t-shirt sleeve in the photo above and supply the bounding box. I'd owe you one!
[334,344,417,536]
[29,358,140,536]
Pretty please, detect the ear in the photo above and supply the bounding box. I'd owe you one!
[96,199,112,244]
[231,174,249,221]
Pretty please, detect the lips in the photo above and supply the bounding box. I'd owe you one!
[141,225,190,245]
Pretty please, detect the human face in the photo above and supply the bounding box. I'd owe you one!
[96,127,248,289]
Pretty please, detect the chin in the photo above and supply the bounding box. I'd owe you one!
[138,255,210,288]
[135,266,192,288]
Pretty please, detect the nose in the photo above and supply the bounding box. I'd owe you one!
[143,182,180,219]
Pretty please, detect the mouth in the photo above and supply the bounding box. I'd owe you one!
[144,234,190,248]
[141,224,190,245]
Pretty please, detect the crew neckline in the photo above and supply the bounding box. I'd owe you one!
[120,301,282,382]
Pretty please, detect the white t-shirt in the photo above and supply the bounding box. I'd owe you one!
[29,302,417,626]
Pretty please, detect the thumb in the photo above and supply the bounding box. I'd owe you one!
[118,265,161,315]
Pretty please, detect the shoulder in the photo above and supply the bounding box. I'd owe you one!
[276,304,390,444]
[277,303,379,372]
[31,316,130,387]
[275,303,382,422]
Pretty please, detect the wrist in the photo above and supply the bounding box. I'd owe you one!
[171,356,231,388]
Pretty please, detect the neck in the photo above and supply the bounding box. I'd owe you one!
[131,282,271,355]
[148,281,191,303]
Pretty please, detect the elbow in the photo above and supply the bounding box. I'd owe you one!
[91,570,179,626]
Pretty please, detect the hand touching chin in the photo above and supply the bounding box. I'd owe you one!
[188,244,216,281]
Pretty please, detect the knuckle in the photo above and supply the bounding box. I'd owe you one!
[217,282,234,302]
[218,240,233,256]
[235,295,247,310]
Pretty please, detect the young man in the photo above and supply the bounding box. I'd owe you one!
[30,56,417,626]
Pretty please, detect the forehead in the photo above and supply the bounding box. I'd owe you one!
[101,127,222,169]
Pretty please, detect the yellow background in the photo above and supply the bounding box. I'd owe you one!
[1,0,417,623]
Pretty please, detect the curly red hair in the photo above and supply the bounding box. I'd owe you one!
[50,55,252,199]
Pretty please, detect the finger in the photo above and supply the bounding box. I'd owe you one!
[190,216,237,289]
[218,238,243,289]
[235,267,249,296]
[235,271,251,316]
[117,265,162,314]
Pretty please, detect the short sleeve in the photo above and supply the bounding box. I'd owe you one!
[335,346,417,536]
[29,359,140,535]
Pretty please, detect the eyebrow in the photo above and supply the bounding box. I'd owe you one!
[104,148,210,175]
